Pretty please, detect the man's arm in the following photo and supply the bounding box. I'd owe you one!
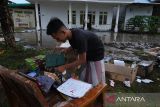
[64,46,73,53]
[55,52,86,72]
[54,46,72,53]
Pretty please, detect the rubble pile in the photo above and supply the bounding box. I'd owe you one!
[104,42,160,62]
[104,42,157,50]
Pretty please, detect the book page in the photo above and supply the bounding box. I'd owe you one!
[57,78,92,98]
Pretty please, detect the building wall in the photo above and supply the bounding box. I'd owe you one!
[39,2,114,30]
[124,5,153,29]
[11,8,35,28]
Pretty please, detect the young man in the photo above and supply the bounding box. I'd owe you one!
[47,17,105,86]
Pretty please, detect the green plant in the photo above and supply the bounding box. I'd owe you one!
[126,16,160,33]
[145,16,160,33]
[0,44,42,69]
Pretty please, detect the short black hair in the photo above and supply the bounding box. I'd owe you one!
[46,17,66,35]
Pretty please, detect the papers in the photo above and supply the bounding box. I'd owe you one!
[123,80,131,87]
[104,56,112,63]
[114,60,125,66]
[109,80,115,87]
[141,79,154,83]
[138,61,153,67]
[57,78,92,98]
[136,77,154,84]
[136,78,142,83]
[140,63,149,67]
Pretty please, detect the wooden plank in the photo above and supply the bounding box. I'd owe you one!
[64,83,107,107]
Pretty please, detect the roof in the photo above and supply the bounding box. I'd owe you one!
[8,3,34,8]
[27,0,135,4]
[9,0,30,4]
[9,3,32,7]
[26,0,160,4]
[8,3,34,9]
[134,0,160,4]
[134,0,150,3]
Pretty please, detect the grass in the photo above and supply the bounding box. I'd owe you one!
[0,43,45,69]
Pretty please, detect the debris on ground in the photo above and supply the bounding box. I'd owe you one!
[123,80,131,87]
[109,80,115,87]
[104,42,160,88]
[0,49,4,55]
[136,77,154,84]
[136,78,142,83]
[141,79,154,83]
[104,42,160,62]
[24,45,36,50]
[144,47,160,56]
[137,60,154,77]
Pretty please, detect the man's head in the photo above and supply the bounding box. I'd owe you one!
[47,17,69,42]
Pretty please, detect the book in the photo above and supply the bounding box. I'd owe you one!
[36,75,55,93]
[57,78,92,98]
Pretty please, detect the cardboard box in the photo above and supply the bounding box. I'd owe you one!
[137,61,154,77]
[105,63,137,83]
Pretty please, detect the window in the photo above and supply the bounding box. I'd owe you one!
[89,11,95,25]
[80,11,85,25]
[80,11,95,25]
[72,11,76,24]
[99,12,107,25]
[92,12,95,25]
[68,11,76,24]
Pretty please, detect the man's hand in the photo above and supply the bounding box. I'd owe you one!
[54,66,66,73]
[55,52,86,73]
[71,73,79,79]
[60,48,69,53]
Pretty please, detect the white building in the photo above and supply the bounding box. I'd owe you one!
[27,0,135,32]
[124,0,160,30]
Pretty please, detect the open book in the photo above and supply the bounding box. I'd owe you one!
[57,78,92,98]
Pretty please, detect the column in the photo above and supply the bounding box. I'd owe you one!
[113,33,118,42]
[68,3,72,29]
[84,3,88,30]
[114,4,120,33]
[35,3,40,30]
[36,31,42,47]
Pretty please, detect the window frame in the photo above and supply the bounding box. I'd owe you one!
[80,11,96,25]
[68,10,76,24]
[99,11,107,25]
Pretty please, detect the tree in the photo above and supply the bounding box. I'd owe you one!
[0,0,16,48]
